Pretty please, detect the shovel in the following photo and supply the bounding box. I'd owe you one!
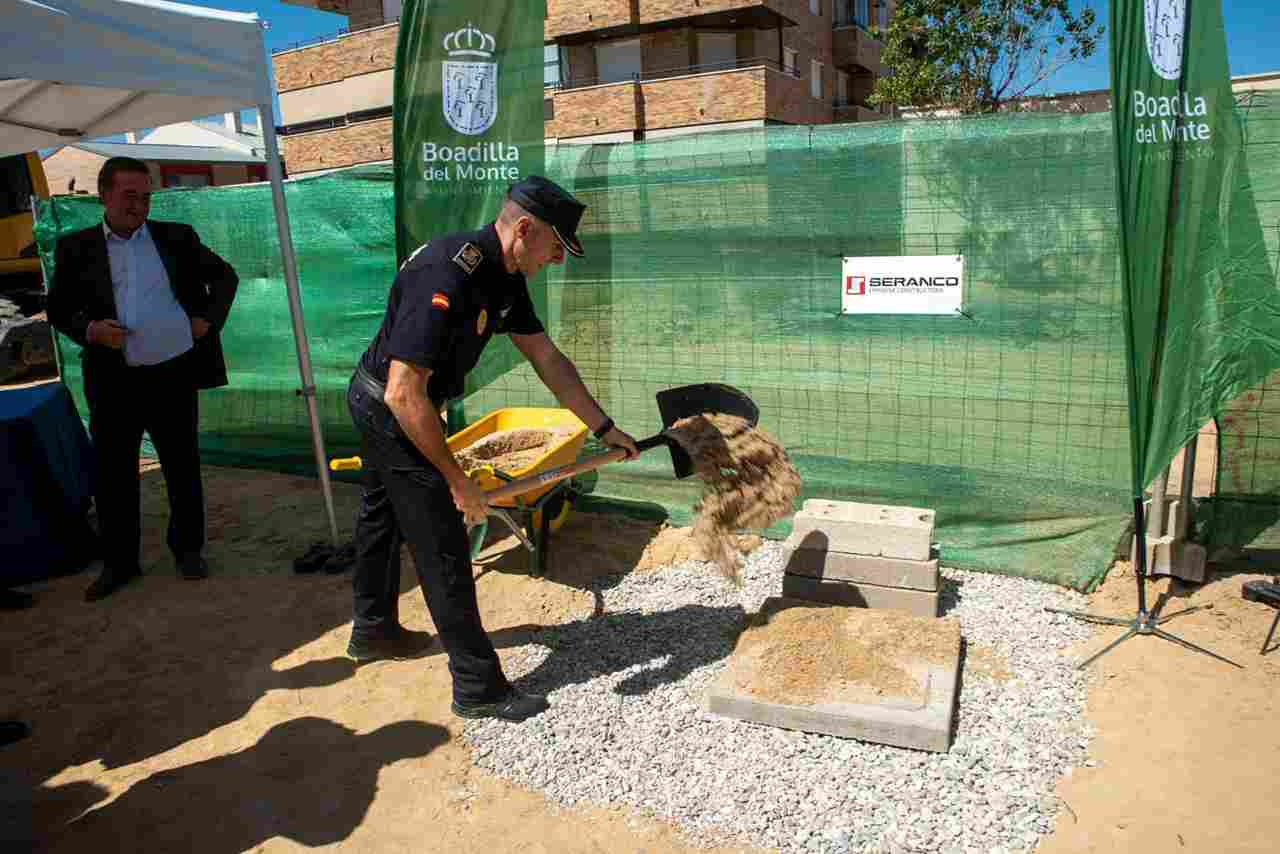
[481,382,760,506]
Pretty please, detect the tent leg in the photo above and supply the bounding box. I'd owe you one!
[258,104,340,546]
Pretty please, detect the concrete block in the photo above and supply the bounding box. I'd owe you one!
[782,573,940,618]
[784,532,938,591]
[792,500,934,561]
[1130,536,1208,584]
[705,598,960,752]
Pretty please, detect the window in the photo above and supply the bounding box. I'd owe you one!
[810,0,820,15]
[837,70,850,105]
[697,32,737,72]
[855,0,870,27]
[595,38,641,85]
[544,44,563,88]
[811,60,823,100]
[0,154,34,218]
[878,0,889,30]
[161,166,212,189]
[783,47,798,75]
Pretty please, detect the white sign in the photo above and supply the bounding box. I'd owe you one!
[841,255,964,316]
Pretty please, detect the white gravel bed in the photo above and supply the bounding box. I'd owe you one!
[464,541,1097,853]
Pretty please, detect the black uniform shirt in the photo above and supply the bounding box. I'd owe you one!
[360,223,544,402]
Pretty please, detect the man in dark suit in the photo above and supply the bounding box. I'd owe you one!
[48,157,238,601]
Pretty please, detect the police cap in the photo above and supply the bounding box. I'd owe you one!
[508,175,587,258]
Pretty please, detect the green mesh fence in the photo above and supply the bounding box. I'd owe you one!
[35,99,1280,590]
[1204,91,1280,554]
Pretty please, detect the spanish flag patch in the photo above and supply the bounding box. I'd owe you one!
[431,292,451,311]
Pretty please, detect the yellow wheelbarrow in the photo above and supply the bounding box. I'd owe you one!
[331,407,588,575]
[331,384,760,576]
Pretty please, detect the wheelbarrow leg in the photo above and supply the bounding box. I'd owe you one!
[536,502,551,578]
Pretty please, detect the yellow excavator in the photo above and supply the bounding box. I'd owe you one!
[0,152,55,384]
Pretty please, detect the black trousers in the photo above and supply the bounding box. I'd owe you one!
[84,351,204,573]
[346,375,508,704]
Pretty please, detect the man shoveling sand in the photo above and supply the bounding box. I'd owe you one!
[665,413,802,582]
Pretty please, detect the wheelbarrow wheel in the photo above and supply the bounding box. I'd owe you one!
[533,492,572,535]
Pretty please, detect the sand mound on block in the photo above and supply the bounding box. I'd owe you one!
[733,600,961,706]
[666,413,801,583]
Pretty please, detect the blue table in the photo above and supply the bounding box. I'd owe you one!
[0,381,95,586]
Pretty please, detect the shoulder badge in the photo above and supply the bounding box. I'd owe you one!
[399,242,430,272]
[452,242,483,275]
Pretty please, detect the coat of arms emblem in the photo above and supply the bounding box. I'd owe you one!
[1144,0,1187,82]
[443,22,498,135]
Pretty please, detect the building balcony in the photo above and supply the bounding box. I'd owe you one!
[832,19,883,74]
[545,59,825,139]
[548,0,802,40]
[550,54,795,92]
[272,22,398,94]
[833,100,884,123]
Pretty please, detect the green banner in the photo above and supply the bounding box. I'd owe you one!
[1111,0,1280,493]
[393,0,547,406]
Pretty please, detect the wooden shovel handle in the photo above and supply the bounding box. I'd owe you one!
[484,447,631,504]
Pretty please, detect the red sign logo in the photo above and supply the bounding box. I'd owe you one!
[845,275,865,296]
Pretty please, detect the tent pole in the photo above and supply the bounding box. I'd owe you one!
[257,104,341,546]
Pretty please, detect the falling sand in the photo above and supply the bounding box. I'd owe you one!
[666,413,802,583]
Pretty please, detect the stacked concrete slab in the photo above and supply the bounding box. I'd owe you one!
[781,499,940,618]
[705,598,961,752]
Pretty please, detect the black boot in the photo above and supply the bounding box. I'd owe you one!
[0,721,29,747]
[0,589,34,610]
[452,688,549,722]
[85,566,141,602]
[346,625,435,663]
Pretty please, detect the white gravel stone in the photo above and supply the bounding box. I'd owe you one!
[462,540,1095,852]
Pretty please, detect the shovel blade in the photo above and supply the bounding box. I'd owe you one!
[654,383,759,479]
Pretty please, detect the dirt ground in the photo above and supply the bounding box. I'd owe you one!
[1039,560,1280,854]
[3,465,1279,853]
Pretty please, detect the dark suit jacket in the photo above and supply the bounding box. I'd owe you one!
[47,220,239,391]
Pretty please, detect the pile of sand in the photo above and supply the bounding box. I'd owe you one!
[636,525,763,572]
[455,427,573,474]
[735,601,961,705]
[665,413,802,582]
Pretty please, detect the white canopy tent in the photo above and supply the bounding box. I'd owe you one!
[1,0,340,543]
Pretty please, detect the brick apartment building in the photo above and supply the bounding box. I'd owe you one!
[273,0,896,176]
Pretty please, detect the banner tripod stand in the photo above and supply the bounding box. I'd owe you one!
[1045,496,1242,669]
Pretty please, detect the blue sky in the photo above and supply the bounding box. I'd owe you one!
[211,0,1275,96]
[137,0,1280,124]
[1045,1,1279,94]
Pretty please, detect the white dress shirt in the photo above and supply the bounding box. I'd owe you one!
[103,221,194,367]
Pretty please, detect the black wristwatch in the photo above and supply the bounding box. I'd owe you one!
[592,417,615,440]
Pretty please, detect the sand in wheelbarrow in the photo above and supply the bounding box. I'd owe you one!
[665,413,802,584]
[455,427,574,474]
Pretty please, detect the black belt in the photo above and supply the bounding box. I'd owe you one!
[352,363,451,412]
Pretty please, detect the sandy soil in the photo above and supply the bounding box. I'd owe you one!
[4,466,1278,853]
[1038,561,1280,854]
[1,467,761,854]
